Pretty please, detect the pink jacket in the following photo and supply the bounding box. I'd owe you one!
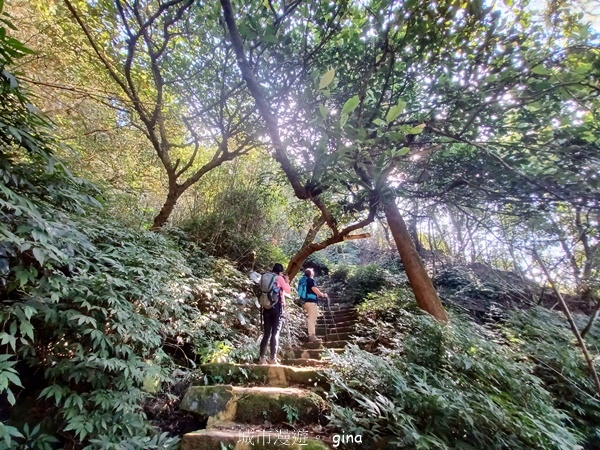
[276,275,291,308]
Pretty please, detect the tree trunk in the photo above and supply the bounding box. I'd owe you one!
[286,246,317,281]
[408,201,422,253]
[408,214,422,253]
[284,215,328,279]
[448,208,465,261]
[302,215,326,249]
[384,197,448,323]
[286,232,371,281]
[151,187,181,230]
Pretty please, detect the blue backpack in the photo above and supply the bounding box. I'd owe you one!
[297,276,308,301]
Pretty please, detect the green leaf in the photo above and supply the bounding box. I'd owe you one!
[5,371,22,388]
[531,65,550,75]
[7,126,21,142]
[6,388,15,406]
[15,268,31,287]
[407,124,426,134]
[32,247,46,265]
[385,101,407,123]
[143,374,161,394]
[20,320,34,341]
[0,423,24,446]
[340,114,348,128]
[387,131,404,142]
[319,69,335,89]
[319,105,328,118]
[341,95,360,115]
[397,147,410,156]
[262,33,278,44]
[575,63,592,74]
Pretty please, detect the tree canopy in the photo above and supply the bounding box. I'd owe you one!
[2,0,600,447]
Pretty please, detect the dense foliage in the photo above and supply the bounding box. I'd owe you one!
[0,18,261,447]
[327,291,600,449]
[3,0,600,448]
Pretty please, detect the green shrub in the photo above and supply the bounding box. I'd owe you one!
[356,287,418,322]
[180,186,286,271]
[326,309,582,449]
[330,264,352,284]
[507,307,600,446]
[434,266,477,290]
[0,27,259,447]
[347,264,389,302]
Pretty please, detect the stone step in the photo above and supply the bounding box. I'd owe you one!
[180,385,328,428]
[325,307,355,314]
[282,358,330,367]
[321,304,357,311]
[308,305,354,312]
[181,428,329,450]
[317,312,357,319]
[288,348,343,360]
[301,332,355,343]
[316,319,357,328]
[322,331,354,342]
[317,314,358,322]
[300,327,356,344]
[303,340,348,350]
[325,311,354,316]
[316,326,356,336]
[318,319,356,326]
[199,363,326,388]
[321,307,357,313]
[320,304,358,314]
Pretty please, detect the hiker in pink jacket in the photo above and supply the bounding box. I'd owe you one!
[258,263,290,365]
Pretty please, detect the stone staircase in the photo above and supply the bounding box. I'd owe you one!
[179,302,358,450]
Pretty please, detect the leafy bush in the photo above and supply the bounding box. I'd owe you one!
[435,264,536,304]
[0,24,260,448]
[507,307,600,447]
[180,186,286,271]
[434,266,477,290]
[356,287,418,322]
[329,265,352,284]
[326,307,582,449]
[1,206,259,449]
[347,264,391,303]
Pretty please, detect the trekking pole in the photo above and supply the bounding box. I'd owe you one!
[285,308,291,346]
[326,294,341,343]
[319,296,328,343]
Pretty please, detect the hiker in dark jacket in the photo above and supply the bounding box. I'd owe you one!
[258,263,290,365]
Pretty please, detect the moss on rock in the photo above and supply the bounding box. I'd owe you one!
[180,385,234,417]
[235,388,329,425]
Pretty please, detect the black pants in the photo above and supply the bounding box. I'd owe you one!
[260,305,282,360]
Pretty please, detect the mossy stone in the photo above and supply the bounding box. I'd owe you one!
[180,385,234,417]
[235,389,328,424]
[200,363,269,385]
